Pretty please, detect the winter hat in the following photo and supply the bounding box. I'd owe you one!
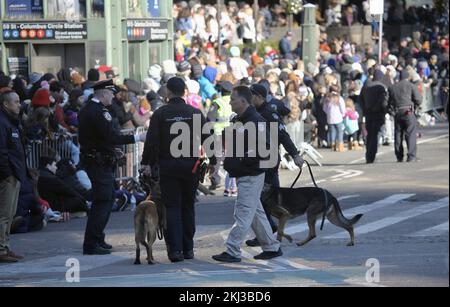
[367,59,377,69]
[32,88,53,108]
[186,80,200,95]
[65,110,78,127]
[230,46,241,57]
[191,64,204,80]
[352,62,364,74]
[29,72,43,85]
[148,64,162,80]
[386,65,397,80]
[162,60,178,75]
[178,61,191,73]
[250,84,268,99]
[203,66,218,83]
[87,68,100,82]
[167,77,187,96]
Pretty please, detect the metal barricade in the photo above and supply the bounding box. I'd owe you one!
[26,134,78,169]
[115,128,148,181]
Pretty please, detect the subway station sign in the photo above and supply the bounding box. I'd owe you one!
[127,19,169,42]
[2,22,87,40]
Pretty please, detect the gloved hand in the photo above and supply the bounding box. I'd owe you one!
[293,155,305,168]
[135,132,147,143]
[140,165,152,176]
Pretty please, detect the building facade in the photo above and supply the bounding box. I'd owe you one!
[0,0,174,82]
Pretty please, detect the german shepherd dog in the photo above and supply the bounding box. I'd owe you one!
[262,183,363,247]
[134,174,166,265]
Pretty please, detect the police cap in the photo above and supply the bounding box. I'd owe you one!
[91,79,116,92]
[250,84,268,100]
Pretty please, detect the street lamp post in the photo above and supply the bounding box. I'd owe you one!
[369,0,385,65]
[217,0,222,57]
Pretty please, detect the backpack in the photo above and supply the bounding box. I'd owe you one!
[344,116,359,135]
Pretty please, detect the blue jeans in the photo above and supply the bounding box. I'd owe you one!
[329,122,345,144]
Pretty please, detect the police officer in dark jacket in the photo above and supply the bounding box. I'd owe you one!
[258,80,291,117]
[388,70,422,162]
[245,84,304,247]
[360,69,389,164]
[78,80,146,255]
[0,90,27,262]
[213,86,282,263]
[141,77,215,263]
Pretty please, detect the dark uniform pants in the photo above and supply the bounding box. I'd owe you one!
[83,164,115,251]
[395,111,418,161]
[365,113,385,163]
[263,168,280,233]
[160,174,199,254]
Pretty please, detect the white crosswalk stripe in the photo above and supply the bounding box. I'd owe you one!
[325,197,449,239]
[409,221,449,237]
[284,194,416,235]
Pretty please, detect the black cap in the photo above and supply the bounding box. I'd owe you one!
[250,84,268,100]
[91,79,115,92]
[218,81,233,94]
[178,61,191,73]
[87,68,100,82]
[167,77,186,96]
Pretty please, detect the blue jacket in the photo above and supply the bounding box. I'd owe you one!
[197,76,218,102]
[279,37,292,56]
[0,108,28,182]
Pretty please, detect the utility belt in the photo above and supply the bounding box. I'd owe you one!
[81,149,125,167]
[396,105,414,116]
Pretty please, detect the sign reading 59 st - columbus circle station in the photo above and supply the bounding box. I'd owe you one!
[2,22,87,40]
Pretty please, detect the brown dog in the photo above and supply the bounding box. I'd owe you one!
[134,177,168,265]
[134,196,159,265]
[262,184,363,247]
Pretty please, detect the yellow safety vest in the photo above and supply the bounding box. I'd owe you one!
[213,96,232,136]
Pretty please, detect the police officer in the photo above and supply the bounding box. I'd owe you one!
[360,69,389,164]
[206,81,234,191]
[0,90,26,263]
[141,77,215,263]
[245,84,304,247]
[78,79,146,255]
[388,70,422,163]
[257,79,291,117]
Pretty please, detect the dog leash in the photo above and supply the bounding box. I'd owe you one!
[290,160,329,231]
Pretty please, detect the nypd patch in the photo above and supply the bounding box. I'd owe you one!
[103,112,112,121]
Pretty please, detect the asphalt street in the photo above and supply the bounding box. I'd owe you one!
[0,124,448,287]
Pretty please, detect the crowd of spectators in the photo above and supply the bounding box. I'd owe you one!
[0,0,448,235]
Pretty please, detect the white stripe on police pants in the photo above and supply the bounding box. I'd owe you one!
[226,173,280,258]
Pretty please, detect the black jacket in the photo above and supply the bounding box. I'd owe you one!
[268,97,291,118]
[224,106,270,178]
[111,98,134,127]
[360,80,389,116]
[38,168,86,212]
[78,97,135,155]
[0,108,28,182]
[388,80,422,112]
[142,97,215,176]
[256,102,299,160]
